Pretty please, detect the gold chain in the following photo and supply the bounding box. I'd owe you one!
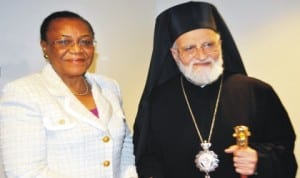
[180,75,223,143]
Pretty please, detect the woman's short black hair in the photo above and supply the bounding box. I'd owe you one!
[40,10,95,41]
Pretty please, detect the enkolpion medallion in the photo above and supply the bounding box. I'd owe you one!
[195,142,219,178]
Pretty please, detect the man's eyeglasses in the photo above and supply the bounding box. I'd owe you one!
[50,38,96,49]
[174,40,220,59]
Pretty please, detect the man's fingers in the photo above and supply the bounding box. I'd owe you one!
[224,145,239,153]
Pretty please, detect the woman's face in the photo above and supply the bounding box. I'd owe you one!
[41,18,95,79]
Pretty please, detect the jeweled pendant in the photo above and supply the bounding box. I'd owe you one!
[195,141,219,177]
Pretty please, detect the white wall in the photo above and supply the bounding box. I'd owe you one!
[0,0,299,177]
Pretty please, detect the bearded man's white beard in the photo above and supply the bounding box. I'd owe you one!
[176,56,224,86]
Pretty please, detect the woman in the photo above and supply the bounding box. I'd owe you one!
[0,11,137,178]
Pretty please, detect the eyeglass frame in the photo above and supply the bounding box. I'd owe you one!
[48,37,96,49]
[172,39,221,59]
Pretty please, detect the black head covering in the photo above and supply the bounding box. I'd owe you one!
[133,1,247,162]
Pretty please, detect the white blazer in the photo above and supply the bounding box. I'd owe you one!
[0,64,137,178]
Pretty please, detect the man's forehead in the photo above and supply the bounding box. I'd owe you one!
[175,28,219,43]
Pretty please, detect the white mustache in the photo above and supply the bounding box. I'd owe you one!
[190,57,215,65]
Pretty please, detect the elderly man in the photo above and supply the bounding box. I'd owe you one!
[133,2,297,178]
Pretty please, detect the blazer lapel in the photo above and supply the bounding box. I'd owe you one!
[41,64,111,131]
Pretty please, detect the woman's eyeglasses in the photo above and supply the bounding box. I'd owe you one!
[50,38,96,49]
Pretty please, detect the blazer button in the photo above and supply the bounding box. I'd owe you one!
[103,160,110,167]
[102,136,110,143]
[58,119,65,125]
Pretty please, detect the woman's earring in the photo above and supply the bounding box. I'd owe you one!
[43,53,49,59]
[43,48,49,60]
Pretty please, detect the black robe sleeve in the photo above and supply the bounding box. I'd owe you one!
[249,85,297,178]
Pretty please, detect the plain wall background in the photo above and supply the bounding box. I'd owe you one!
[0,0,299,177]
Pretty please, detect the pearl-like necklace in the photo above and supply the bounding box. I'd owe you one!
[72,77,89,96]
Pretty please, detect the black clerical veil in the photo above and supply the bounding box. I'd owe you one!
[133,1,246,161]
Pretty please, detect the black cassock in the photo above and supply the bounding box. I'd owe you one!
[137,73,297,178]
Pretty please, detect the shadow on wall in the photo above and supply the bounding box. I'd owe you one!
[87,52,99,73]
[0,156,3,177]
[0,61,30,90]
